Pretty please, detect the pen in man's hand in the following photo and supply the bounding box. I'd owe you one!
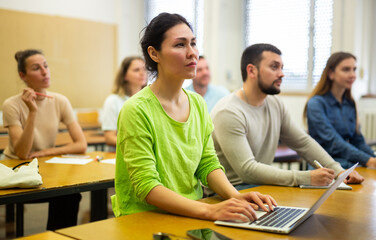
[313,160,324,169]
[313,160,343,182]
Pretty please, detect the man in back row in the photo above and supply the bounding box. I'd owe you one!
[185,56,230,112]
[210,43,363,191]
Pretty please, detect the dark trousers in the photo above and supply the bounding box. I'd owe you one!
[46,193,82,230]
[27,193,82,230]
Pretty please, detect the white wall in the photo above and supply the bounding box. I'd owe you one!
[203,0,244,91]
[369,0,376,94]
[332,0,375,100]
[0,0,146,67]
[114,0,145,64]
[279,96,308,130]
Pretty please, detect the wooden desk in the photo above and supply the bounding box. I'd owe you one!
[56,167,376,240]
[0,130,106,154]
[367,139,376,147]
[55,130,106,151]
[2,122,101,135]
[0,125,7,134]
[58,122,101,132]
[274,145,303,170]
[15,231,74,240]
[274,145,299,162]
[0,134,7,153]
[350,167,376,193]
[0,151,115,237]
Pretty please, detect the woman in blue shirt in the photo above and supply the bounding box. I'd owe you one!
[304,52,376,169]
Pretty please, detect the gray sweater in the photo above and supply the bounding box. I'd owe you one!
[211,93,343,186]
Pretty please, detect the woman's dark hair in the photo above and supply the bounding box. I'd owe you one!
[112,56,145,96]
[15,49,43,74]
[140,13,193,77]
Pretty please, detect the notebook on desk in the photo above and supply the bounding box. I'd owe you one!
[215,163,358,234]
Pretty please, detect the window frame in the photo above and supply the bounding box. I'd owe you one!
[244,0,333,93]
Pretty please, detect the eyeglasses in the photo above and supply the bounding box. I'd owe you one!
[153,232,191,240]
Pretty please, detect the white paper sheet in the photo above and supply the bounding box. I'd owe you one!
[100,159,116,165]
[61,154,91,158]
[45,157,93,165]
[300,181,352,190]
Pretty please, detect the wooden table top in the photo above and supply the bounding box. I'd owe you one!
[0,130,105,152]
[0,151,115,201]
[15,231,74,240]
[1,122,101,135]
[274,145,299,162]
[55,130,105,146]
[0,134,7,152]
[58,122,101,132]
[2,133,296,159]
[348,166,376,193]
[0,125,7,134]
[56,167,376,240]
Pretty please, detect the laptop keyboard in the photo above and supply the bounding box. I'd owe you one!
[251,207,305,228]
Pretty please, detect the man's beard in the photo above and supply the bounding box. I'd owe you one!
[257,73,281,95]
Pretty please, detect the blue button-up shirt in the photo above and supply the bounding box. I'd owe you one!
[306,92,374,168]
[185,84,230,113]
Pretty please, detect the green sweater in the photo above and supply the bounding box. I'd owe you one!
[111,86,224,216]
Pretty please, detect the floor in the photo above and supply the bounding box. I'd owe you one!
[0,188,115,239]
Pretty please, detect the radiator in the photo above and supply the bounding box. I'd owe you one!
[271,162,304,171]
[360,111,376,141]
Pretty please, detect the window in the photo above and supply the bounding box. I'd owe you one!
[245,0,333,91]
[146,0,204,55]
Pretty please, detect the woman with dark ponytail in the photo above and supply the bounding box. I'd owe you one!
[111,13,277,222]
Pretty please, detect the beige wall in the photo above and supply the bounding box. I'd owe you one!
[0,9,117,109]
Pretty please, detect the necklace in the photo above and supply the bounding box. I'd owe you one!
[242,89,249,104]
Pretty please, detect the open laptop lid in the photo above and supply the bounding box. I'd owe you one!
[290,162,359,230]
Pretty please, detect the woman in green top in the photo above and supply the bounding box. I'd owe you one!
[111,13,277,222]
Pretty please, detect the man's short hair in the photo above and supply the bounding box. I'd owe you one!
[240,43,282,82]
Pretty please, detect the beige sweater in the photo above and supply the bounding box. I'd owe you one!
[2,91,75,159]
[211,93,343,186]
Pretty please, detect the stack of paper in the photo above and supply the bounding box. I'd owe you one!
[300,181,352,190]
[46,157,93,165]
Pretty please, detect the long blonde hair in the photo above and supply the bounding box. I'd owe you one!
[303,52,357,124]
[112,56,145,96]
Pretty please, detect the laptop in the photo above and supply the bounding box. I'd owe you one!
[215,163,358,234]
